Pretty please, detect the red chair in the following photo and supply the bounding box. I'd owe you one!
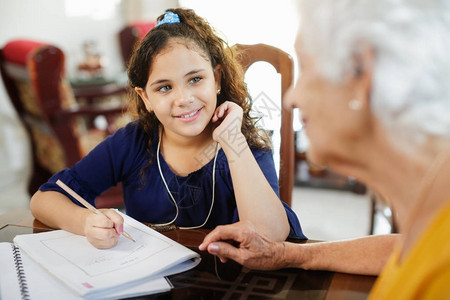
[118,22,156,68]
[0,39,126,208]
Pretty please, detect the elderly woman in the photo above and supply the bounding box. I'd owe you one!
[199,0,450,298]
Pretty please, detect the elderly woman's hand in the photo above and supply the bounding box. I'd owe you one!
[199,221,288,270]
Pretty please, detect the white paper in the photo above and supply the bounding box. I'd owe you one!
[40,225,172,276]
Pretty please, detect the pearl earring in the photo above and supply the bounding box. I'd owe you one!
[217,89,221,95]
[348,99,362,110]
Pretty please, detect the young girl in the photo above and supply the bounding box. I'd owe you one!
[30,8,305,249]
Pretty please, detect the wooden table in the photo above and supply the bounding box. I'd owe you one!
[0,210,377,299]
[70,76,127,101]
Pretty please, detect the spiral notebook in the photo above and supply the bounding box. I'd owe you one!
[0,243,80,299]
[0,243,173,299]
[0,212,200,299]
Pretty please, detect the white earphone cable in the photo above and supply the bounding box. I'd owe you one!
[154,132,219,229]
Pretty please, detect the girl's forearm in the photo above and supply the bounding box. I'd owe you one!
[30,190,90,235]
[220,134,290,241]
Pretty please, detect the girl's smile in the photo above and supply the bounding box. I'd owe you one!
[174,107,202,122]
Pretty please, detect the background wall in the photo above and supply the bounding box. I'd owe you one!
[179,0,299,56]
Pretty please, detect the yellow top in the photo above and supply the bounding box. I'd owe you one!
[369,202,450,299]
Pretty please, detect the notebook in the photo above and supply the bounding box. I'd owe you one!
[0,243,172,300]
[1,211,200,299]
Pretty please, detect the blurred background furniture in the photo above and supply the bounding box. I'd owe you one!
[368,190,397,234]
[295,158,367,195]
[0,39,126,208]
[233,43,294,207]
[70,74,129,132]
[118,21,156,68]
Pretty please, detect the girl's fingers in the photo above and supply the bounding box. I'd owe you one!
[213,103,227,123]
[101,209,124,235]
[217,105,225,119]
[85,220,119,249]
[215,102,234,121]
[87,229,119,249]
[219,103,228,118]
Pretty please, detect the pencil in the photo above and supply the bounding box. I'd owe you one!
[56,179,136,242]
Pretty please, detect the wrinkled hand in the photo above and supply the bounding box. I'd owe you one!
[84,209,124,249]
[212,101,244,146]
[199,221,287,270]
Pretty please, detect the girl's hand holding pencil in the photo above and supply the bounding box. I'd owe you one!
[56,180,135,249]
[84,209,127,249]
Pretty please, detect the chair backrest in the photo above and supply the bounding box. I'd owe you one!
[233,43,294,207]
[0,40,80,193]
[118,22,156,68]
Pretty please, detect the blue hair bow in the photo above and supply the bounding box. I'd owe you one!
[156,11,180,27]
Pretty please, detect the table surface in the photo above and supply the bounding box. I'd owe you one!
[0,210,377,300]
[70,74,128,99]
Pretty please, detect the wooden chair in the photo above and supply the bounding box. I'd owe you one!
[233,43,294,207]
[0,39,126,208]
[118,22,156,68]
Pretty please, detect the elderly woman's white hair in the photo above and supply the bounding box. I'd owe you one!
[298,0,450,149]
